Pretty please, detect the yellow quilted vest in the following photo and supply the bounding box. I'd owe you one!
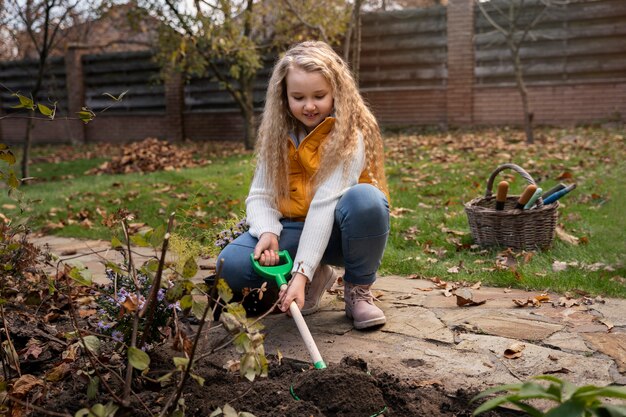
[278,117,376,220]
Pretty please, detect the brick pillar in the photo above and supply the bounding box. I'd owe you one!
[65,44,87,144]
[164,71,184,142]
[446,0,475,126]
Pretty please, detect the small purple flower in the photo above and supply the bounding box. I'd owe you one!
[111,330,124,343]
[97,320,113,330]
[117,287,129,303]
[167,301,181,311]
[157,288,165,302]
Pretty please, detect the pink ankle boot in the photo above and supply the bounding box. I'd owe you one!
[301,265,338,316]
[344,282,386,329]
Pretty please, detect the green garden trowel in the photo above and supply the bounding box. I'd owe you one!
[251,250,327,369]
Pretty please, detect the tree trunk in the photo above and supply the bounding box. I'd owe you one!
[21,116,34,179]
[512,48,534,144]
[243,110,256,151]
[241,82,256,150]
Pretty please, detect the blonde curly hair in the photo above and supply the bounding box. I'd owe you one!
[254,40,388,205]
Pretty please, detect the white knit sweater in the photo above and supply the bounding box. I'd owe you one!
[246,135,365,281]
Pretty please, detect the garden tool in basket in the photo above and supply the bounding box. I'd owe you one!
[250,250,327,369]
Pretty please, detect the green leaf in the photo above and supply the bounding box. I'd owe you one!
[69,266,93,286]
[182,257,198,278]
[217,279,233,303]
[37,102,55,119]
[179,294,193,310]
[82,335,101,354]
[472,396,517,416]
[192,299,208,320]
[157,371,173,384]
[12,93,35,110]
[130,233,150,247]
[77,108,96,124]
[220,312,240,332]
[128,347,150,370]
[517,381,560,401]
[111,236,124,249]
[574,386,626,401]
[544,400,585,417]
[471,384,522,402]
[0,150,16,165]
[173,356,189,370]
[507,400,545,417]
[190,372,205,386]
[240,353,258,382]
[87,376,100,400]
[601,404,626,417]
[223,403,239,417]
[7,172,19,189]
[149,224,166,248]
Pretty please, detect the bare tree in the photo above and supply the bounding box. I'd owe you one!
[477,0,565,144]
[3,0,81,179]
[344,0,364,83]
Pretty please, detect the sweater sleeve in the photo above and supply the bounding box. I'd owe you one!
[292,136,366,280]
[245,163,283,238]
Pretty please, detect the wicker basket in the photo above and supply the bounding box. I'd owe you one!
[464,163,559,250]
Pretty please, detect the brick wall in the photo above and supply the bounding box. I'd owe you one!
[474,82,626,125]
[446,0,474,126]
[363,88,447,125]
[84,114,167,143]
[183,112,251,142]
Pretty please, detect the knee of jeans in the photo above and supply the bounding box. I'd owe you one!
[216,245,254,292]
[340,184,389,223]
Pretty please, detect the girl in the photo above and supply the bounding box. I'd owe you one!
[218,41,390,330]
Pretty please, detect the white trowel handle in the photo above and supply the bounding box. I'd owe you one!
[280,284,326,369]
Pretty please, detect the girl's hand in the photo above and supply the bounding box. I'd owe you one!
[279,272,307,312]
[253,232,279,266]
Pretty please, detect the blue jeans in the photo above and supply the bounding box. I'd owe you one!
[217,183,390,293]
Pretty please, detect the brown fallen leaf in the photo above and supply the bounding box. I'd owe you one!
[513,298,540,308]
[555,296,580,308]
[555,226,580,245]
[12,374,44,397]
[45,362,71,382]
[455,288,487,307]
[223,359,240,373]
[598,318,614,331]
[504,343,526,359]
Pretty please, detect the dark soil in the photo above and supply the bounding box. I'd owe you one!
[36,349,521,417]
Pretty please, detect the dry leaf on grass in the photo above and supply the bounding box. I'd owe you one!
[555,225,584,245]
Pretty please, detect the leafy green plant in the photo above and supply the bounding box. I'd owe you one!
[472,375,626,416]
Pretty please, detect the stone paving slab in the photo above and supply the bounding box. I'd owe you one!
[32,235,214,284]
[33,236,626,392]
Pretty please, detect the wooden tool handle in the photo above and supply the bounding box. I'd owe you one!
[496,181,509,210]
[524,187,543,210]
[515,184,537,209]
[280,283,327,369]
[289,302,326,369]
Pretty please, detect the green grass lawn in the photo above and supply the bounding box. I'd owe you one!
[2,126,625,297]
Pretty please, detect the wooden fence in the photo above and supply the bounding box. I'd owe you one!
[1,0,625,144]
